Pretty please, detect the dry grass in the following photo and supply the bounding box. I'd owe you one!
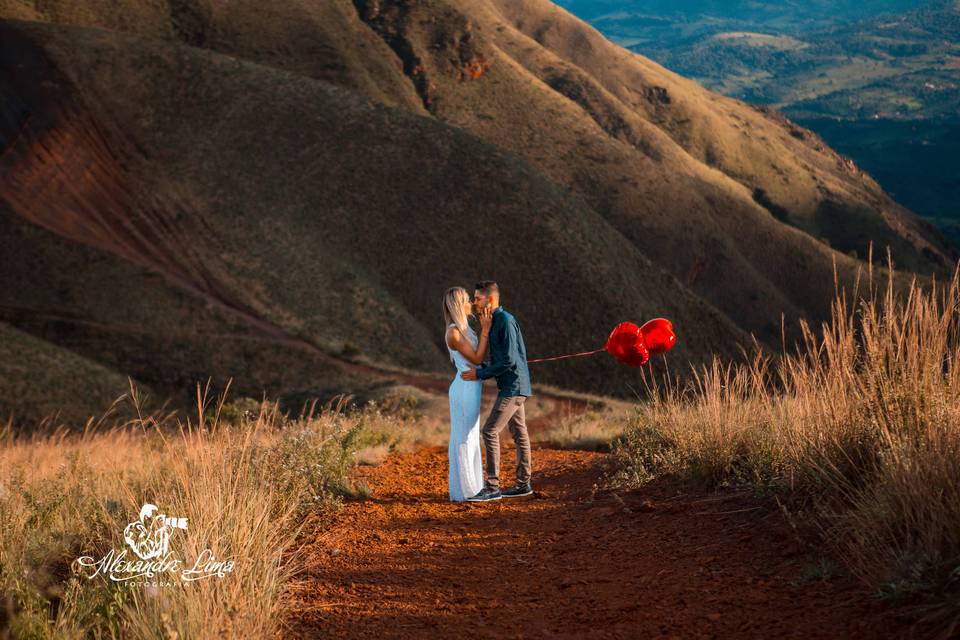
[0,382,402,638]
[539,404,633,451]
[613,255,960,633]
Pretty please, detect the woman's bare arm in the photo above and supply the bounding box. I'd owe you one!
[446,309,492,366]
[446,326,490,366]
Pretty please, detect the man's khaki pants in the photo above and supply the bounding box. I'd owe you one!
[481,395,531,491]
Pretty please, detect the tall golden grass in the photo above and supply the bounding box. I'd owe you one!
[0,383,399,639]
[614,256,960,632]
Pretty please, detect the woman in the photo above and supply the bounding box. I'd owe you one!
[442,286,493,501]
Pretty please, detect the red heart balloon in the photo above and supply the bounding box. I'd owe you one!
[605,322,650,368]
[605,322,639,361]
[624,336,650,367]
[639,318,676,355]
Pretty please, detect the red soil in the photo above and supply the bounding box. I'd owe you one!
[285,446,907,639]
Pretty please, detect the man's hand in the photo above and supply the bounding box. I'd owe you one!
[461,366,478,381]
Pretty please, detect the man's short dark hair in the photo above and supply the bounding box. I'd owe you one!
[474,280,499,295]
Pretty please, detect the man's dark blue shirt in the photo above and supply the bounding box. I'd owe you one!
[476,307,532,398]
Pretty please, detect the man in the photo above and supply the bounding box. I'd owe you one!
[461,281,533,501]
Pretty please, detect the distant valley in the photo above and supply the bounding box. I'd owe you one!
[559,0,960,244]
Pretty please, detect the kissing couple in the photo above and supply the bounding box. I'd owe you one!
[442,281,533,502]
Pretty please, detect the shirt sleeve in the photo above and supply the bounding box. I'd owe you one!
[476,316,518,380]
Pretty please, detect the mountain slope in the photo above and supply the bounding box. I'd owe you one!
[0,0,425,111]
[0,0,951,417]
[0,20,753,409]
[349,0,953,339]
[555,0,960,251]
[1,0,949,345]
[0,320,143,426]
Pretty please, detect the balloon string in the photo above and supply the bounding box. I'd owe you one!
[527,347,605,364]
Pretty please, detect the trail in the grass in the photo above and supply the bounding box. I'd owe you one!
[285,445,904,639]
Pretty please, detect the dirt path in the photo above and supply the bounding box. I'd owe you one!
[284,445,906,639]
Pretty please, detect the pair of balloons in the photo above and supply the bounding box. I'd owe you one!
[605,318,676,368]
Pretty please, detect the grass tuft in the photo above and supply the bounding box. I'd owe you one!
[0,380,399,638]
[614,256,960,631]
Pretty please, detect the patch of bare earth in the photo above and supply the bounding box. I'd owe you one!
[285,446,905,639]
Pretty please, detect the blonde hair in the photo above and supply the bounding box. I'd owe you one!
[443,287,475,361]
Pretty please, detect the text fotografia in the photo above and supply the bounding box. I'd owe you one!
[75,503,236,584]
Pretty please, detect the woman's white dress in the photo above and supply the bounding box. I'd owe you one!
[447,324,485,501]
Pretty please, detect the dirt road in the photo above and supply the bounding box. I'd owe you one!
[285,445,904,639]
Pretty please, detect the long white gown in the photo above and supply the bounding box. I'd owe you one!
[447,324,485,501]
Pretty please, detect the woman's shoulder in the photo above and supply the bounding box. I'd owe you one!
[445,324,460,345]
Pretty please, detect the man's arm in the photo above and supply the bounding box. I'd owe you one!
[476,316,517,380]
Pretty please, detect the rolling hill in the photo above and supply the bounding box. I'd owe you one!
[0,0,954,422]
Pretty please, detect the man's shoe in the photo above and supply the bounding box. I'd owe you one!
[501,483,533,498]
[466,487,502,502]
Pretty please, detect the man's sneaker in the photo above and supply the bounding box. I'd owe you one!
[501,483,533,498]
[466,487,502,502]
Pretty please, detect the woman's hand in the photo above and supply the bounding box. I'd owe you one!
[479,306,493,334]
